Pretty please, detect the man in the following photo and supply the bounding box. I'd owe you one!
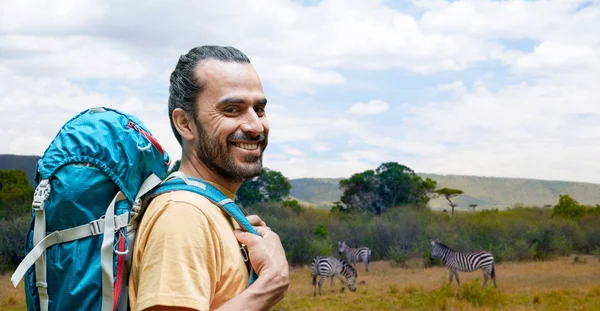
[129,46,289,311]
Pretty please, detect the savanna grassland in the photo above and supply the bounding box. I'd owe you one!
[273,255,600,311]
[2,255,599,310]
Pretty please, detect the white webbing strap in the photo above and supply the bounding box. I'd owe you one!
[100,192,126,311]
[163,171,206,190]
[32,180,50,311]
[108,174,162,311]
[135,174,163,201]
[11,213,130,288]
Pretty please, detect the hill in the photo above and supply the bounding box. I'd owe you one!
[3,154,600,210]
[290,174,600,210]
[0,154,40,184]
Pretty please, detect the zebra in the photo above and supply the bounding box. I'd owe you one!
[430,240,497,287]
[338,241,372,272]
[311,256,357,296]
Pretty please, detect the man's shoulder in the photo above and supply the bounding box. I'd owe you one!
[148,190,216,209]
[145,190,239,223]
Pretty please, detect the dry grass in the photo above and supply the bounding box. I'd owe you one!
[0,271,25,311]
[273,255,600,311]
[2,255,599,310]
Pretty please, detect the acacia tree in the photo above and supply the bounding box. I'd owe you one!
[469,204,477,211]
[236,168,291,207]
[339,162,437,215]
[434,188,464,215]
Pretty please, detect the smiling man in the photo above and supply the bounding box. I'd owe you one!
[129,46,289,311]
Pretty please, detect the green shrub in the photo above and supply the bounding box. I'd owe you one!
[0,215,30,272]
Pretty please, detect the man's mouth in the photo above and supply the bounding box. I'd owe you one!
[231,142,260,150]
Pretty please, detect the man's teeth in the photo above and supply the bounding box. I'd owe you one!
[238,143,258,150]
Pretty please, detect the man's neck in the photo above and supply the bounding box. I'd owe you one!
[178,153,242,195]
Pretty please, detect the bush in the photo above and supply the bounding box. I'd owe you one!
[386,245,409,268]
[244,199,600,267]
[0,215,30,272]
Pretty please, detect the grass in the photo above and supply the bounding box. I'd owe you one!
[2,255,599,310]
[0,272,25,311]
[273,255,600,311]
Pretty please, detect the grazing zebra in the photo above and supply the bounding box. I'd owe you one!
[338,241,372,272]
[430,240,497,287]
[311,256,357,296]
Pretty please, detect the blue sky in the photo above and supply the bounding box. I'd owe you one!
[1,0,599,183]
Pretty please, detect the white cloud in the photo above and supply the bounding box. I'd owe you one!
[347,100,389,116]
[281,145,307,157]
[437,80,467,95]
[311,142,330,152]
[265,156,375,179]
[2,0,600,184]
[512,41,599,75]
[0,35,148,79]
[0,66,182,163]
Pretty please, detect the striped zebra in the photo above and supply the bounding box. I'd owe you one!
[311,256,357,296]
[430,240,497,287]
[338,241,372,272]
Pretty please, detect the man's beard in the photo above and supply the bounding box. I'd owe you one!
[193,119,267,182]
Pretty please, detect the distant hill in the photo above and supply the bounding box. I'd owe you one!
[3,154,600,210]
[0,154,40,184]
[290,174,600,210]
[289,178,343,207]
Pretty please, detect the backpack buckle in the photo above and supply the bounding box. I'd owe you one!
[32,180,51,211]
[90,220,102,235]
[240,244,249,263]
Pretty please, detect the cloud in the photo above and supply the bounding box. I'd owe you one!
[264,156,375,179]
[2,0,600,184]
[512,41,599,75]
[0,35,149,79]
[347,100,389,116]
[311,142,330,152]
[0,66,182,162]
[281,145,307,157]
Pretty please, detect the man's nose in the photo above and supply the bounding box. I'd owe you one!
[240,109,265,135]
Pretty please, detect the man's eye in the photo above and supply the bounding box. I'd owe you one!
[255,107,265,115]
[224,107,240,114]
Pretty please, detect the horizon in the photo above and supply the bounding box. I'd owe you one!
[2,153,600,186]
[1,1,599,183]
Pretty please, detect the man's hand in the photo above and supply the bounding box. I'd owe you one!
[246,214,266,227]
[233,216,289,307]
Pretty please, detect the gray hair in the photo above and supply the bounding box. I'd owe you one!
[168,45,251,145]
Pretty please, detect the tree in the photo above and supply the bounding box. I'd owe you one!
[469,204,477,211]
[434,188,464,215]
[236,168,291,207]
[552,194,585,219]
[0,169,34,220]
[339,162,437,215]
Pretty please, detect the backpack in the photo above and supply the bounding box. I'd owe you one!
[10,107,258,311]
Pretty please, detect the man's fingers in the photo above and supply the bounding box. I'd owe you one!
[234,229,261,245]
[246,215,266,227]
[254,226,273,237]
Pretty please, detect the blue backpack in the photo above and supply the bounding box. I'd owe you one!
[10,107,258,311]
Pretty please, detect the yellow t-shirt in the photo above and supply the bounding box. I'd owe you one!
[128,184,249,311]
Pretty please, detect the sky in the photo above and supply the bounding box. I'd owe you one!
[1,0,599,183]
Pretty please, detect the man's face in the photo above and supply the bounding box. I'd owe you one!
[191,60,269,182]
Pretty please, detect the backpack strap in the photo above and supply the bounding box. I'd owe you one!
[32,179,51,311]
[146,172,259,285]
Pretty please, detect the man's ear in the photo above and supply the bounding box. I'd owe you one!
[172,108,196,142]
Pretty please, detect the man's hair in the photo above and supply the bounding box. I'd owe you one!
[168,45,251,145]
